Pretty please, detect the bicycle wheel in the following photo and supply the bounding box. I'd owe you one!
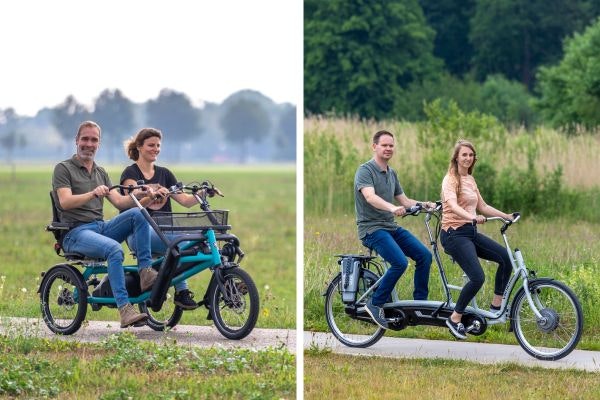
[139,287,183,331]
[40,265,88,335]
[511,279,583,361]
[324,268,385,348]
[209,267,259,340]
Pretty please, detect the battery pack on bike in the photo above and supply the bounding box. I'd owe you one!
[340,256,361,303]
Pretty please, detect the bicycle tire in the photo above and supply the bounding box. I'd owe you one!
[209,267,259,340]
[139,286,184,331]
[324,269,385,348]
[511,279,583,361]
[40,265,88,335]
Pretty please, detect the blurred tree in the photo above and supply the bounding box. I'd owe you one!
[420,0,476,77]
[92,89,134,163]
[304,0,442,119]
[220,98,271,163]
[146,89,202,162]
[535,17,600,133]
[470,0,592,89]
[0,108,26,166]
[274,104,296,161]
[52,95,91,153]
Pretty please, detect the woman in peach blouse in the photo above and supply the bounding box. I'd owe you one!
[440,140,514,340]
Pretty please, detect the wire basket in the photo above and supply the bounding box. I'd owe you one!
[151,210,230,233]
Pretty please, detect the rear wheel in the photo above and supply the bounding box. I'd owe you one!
[209,267,259,340]
[324,269,385,348]
[139,287,183,331]
[511,280,583,360]
[40,265,87,335]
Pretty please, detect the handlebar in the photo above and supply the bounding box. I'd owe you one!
[165,181,224,198]
[403,201,443,217]
[484,212,520,234]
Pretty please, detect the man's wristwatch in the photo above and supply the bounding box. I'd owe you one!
[472,218,477,226]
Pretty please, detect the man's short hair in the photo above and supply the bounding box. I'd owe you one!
[76,121,101,139]
[373,130,394,144]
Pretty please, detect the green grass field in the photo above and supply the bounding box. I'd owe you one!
[0,165,296,329]
[304,352,600,399]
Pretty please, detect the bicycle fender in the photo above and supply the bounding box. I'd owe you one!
[508,277,555,330]
[37,264,87,294]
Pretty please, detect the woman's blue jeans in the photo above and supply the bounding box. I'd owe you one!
[362,227,432,305]
[62,208,152,308]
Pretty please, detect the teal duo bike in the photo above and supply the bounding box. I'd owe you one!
[39,181,259,339]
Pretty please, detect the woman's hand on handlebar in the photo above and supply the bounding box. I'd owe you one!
[474,214,487,224]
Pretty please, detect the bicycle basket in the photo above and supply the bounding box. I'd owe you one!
[151,210,231,234]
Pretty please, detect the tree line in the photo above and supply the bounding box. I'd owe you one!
[304,0,600,132]
[0,88,296,164]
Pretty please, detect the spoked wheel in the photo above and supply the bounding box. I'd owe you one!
[511,280,583,360]
[209,267,259,340]
[139,286,183,331]
[40,265,88,335]
[324,268,385,348]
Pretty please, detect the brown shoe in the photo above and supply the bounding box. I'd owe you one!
[119,303,148,328]
[139,267,158,292]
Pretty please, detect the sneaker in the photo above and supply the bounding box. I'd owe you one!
[174,289,199,310]
[139,267,158,292]
[119,303,148,328]
[364,299,388,329]
[490,304,501,314]
[446,318,467,340]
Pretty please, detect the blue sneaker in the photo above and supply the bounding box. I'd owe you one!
[364,299,388,329]
[446,318,467,340]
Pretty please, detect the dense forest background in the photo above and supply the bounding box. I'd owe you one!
[305,0,600,131]
[0,88,296,165]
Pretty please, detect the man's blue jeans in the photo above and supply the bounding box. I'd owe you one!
[127,230,189,292]
[362,227,432,305]
[62,208,153,308]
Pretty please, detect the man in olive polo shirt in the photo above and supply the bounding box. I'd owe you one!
[354,130,435,329]
[52,120,158,328]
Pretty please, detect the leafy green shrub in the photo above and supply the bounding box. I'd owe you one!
[478,75,537,128]
[535,17,600,133]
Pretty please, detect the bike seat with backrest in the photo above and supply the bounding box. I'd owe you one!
[46,191,102,262]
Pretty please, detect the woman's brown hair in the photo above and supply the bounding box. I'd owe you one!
[124,128,162,161]
[446,139,477,196]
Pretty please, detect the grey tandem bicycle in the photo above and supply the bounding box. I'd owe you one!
[324,202,583,361]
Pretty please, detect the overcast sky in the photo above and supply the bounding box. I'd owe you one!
[0,0,302,117]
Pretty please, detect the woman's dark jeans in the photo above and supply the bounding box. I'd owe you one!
[440,224,512,314]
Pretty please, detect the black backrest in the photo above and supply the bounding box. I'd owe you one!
[50,191,62,224]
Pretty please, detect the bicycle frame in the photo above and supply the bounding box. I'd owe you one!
[357,207,533,331]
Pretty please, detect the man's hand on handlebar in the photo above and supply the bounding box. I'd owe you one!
[92,185,110,198]
[390,205,407,217]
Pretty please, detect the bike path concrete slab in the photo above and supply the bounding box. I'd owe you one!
[305,331,600,372]
[0,317,296,353]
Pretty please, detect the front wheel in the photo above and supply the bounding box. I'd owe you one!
[209,267,259,340]
[511,279,583,361]
[40,265,88,335]
[324,268,385,348]
[139,287,184,331]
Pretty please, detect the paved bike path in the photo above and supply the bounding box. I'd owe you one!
[305,331,600,372]
[0,317,296,352]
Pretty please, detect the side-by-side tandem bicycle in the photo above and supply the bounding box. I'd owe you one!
[324,202,583,360]
[40,181,259,339]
